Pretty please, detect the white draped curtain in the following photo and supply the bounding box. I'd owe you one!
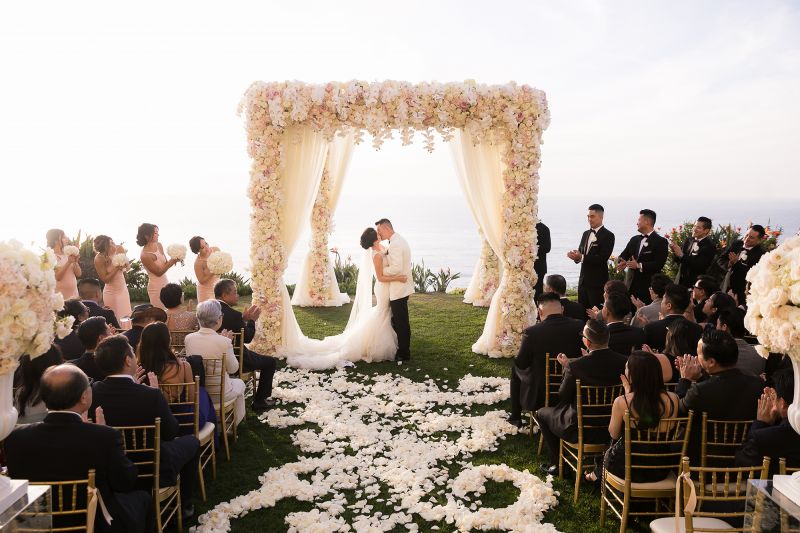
[462,232,500,307]
[291,133,355,307]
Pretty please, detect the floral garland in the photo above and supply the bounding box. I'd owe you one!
[306,167,333,306]
[239,80,549,355]
[471,237,500,307]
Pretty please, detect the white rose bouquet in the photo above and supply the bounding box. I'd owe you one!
[167,244,187,265]
[111,253,129,268]
[63,245,80,257]
[207,251,233,275]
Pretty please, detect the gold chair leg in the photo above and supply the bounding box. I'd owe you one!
[197,461,207,502]
[558,441,564,479]
[537,433,544,456]
[155,490,163,533]
[176,486,183,533]
[599,476,607,527]
[619,492,629,533]
[212,440,217,479]
[573,451,583,503]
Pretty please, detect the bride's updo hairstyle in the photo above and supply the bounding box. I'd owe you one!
[360,228,378,250]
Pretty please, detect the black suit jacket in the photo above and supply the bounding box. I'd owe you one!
[514,314,584,411]
[5,412,138,531]
[644,314,703,355]
[90,377,179,441]
[675,237,716,287]
[219,300,255,343]
[69,351,106,382]
[735,419,800,476]
[122,326,143,351]
[55,329,85,360]
[560,297,587,322]
[718,240,765,302]
[607,322,645,356]
[619,232,669,301]
[534,222,551,281]
[576,226,615,288]
[83,300,121,329]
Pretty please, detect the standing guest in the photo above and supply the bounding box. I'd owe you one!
[533,221,552,302]
[5,364,154,532]
[670,217,716,288]
[47,228,81,300]
[55,299,89,360]
[137,223,179,309]
[508,292,584,427]
[617,209,668,304]
[71,316,114,382]
[190,236,219,303]
[123,304,167,352]
[644,283,703,354]
[631,273,671,327]
[702,291,737,327]
[93,235,132,329]
[718,225,767,305]
[691,275,719,324]
[603,292,645,356]
[14,345,64,425]
[215,279,278,411]
[78,278,121,329]
[543,274,586,321]
[161,283,199,331]
[717,308,765,377]
[567,204,615,310]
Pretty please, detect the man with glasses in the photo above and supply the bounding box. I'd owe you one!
[670,217,716,288]
[718,224,767,304]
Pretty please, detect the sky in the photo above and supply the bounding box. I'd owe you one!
[1,0,799,245]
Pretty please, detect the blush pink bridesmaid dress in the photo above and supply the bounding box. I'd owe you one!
[103,267,132,328]
[195,258,219,303]
[55,253,79,300]
[145,249,169,309]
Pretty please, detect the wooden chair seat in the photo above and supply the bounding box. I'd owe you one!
[650,516,734,532]
[605,470,677,493]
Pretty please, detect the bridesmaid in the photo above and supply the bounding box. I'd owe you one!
[93,235,133,329]
[189,236,219,302]
[47,229,81,300]
[137,223,178,309]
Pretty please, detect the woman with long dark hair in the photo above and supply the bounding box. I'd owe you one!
[702,291,737,327]
[14,345,64,424]
[137,223,179,309]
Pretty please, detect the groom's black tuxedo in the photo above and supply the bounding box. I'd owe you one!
[717,240,765,305]
[618,232,668,304]
[575,226,615,309]
[674,237,715,288]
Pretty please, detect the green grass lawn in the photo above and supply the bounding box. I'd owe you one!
[192,293,627,532]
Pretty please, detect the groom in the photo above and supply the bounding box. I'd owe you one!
[376,218,413,361]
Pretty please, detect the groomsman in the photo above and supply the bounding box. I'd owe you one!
[718,225,766,305]
[670,216,716,288]
[533,221,551,302]
[617,209,668,304]
[567,204,614,309]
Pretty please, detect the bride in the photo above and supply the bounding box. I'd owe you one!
[285,227,408,370]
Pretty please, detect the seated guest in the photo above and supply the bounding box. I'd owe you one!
[718,225,766,305]
[92,335,200,520]
[161,283,199,332]
[543,274,586,321]
[184,300,246,425]
[215,279,278,411]
[644,283,703,354]
[123,304,168,351]
[587,280,630,321]
[631,273,671,327]
[14,345,64,424]
[55,298,89,360]
[71,316,114,381]
[691,275,718,324]
[535,320,628,472]
[603,291,645,355]
[735,369,800,476]
[508,292,584,427]
[702,291,737,327]
[716,308,765,377]
[5,364,153,532]
[658,320,697,383]
[78,278,121,329]
[670,216,716,288]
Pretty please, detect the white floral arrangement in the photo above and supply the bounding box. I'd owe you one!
[473,238,500,307]
[0,240,73,370]
[111,253,129,268]
[744,233,800,356]
[63,244,80,257]
[239,80,549,355]
[166,243,187,264]
[207,251,234,275]
[307,167,333,306]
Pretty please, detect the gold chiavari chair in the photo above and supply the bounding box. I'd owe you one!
[169,330,195,357]
[778,458,800,532]
[528,353,562,455]
[559,380,625,503]
[700,414,753,468]
[663,382,678,393]
[114,419,182,532]
[600,410,693,532]
[231,328,256,398]
[201,356,238,461]
[22,470,97,533]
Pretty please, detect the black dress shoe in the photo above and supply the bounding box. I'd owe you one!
[252,398,278,411]
[182,504,195,521]
[540,463,558,476]
[507,417,524,428]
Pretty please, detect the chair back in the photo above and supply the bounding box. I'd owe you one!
[169,330,195,356]
[231,329,245,360]
[623,410,693,483]
[26,470,97,532]
[114,418,162,492]
[663,381,678,393]
[542,352,562,409]
[159,377,200,437]
[779,457,800,476]
[575,380,625,445]
[700,414,753,468]
[201,356,227,407]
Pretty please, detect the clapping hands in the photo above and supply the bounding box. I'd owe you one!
[243,305,261,322]
[556,353,571,368]
[220,329,234,340]
[135,366,159,389]
[567,250,582,262]
[676,354,703,382]
[757,387,780,424]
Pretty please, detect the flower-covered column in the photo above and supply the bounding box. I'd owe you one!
[303,168,334,306]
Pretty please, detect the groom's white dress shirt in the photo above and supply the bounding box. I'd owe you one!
[384,232,414,301]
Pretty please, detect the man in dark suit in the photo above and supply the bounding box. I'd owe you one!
[70,316,114,382]
[670,217,716,288]
[78,278,121,329]
[643,283,703,354]
[508,292,584,427]
[535,320,628,469]
[92,335,200,520]
[603,291,645,355]
[543,274,586,321]
[718,225,767,305]
[215,279,278,411]
[617,209,668,304]
[568,204,615,310]
[533,221,551,302]
[5,364,153,532]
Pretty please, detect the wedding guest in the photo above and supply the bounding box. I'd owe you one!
[735,369,800,476]
[92,335,200,520]
[78,278,121,329]
[71,316,114,381]
[508,292,584,427]
[716,308,765,377]
[586,280,630,321]
[54,299,89,360]
[603,291,645,356]
[47,228,81,300]
[567,204,615,309]
[123,304,167,351]
[137,223,179,309]
[660,320,697,382]
[533,221,552,302]
[14,345,64,425]
[184,300,246,425]
[644,283,703,354]
[543,274,586,321]
[161,283,199,331]
[702,291,737,327]
[93,235,132,329]
[718,225,766,304]
[631,273,671,327]
[215,279,278,411]
[190,236,219,303]
[5,364,154,532]
[691,275,718,324]
[617,209,668,304]
[535,320,627,472]
[670,217,716,288]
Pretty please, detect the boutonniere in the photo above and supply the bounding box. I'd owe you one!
[642,241,649,248]
[587,233,597,246]
[691,241,700,254]
[740,251,748,262]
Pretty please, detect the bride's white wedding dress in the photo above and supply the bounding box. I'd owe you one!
[285,249,398,370]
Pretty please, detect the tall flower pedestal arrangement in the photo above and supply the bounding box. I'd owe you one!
[0,241,73,510]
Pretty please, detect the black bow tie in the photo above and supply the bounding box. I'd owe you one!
[590,229,597,235]
[641,234,649,240]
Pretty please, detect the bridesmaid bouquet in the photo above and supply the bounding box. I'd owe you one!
[167,244,187,265]
[207,251,233,275]
[63,245,79,257]
[111,253,129,268]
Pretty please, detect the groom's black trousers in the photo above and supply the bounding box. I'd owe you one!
[389,296,411,359]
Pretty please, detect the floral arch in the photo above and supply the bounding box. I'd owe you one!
[239,80,550,357]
